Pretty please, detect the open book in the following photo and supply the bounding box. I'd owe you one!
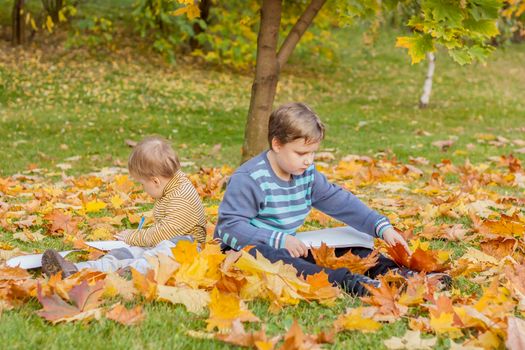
[296,226,374,249]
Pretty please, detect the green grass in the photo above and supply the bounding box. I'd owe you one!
[0,12,524,349]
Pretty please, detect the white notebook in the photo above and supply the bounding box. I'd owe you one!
[296,226,374,249]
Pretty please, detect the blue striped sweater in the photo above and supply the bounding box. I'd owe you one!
[214,151,392,250]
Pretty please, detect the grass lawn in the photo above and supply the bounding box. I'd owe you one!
[0,16,524,350]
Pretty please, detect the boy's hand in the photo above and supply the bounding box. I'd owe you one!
[115,229,133,242]
[284,235,308,258]
[382,227,411,255]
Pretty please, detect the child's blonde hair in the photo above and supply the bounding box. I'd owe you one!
[268,102,325,149]
[128,136,180,179]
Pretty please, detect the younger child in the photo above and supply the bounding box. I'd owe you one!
[215,103,425,296]
[42,136,206,277]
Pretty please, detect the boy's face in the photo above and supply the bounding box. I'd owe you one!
[133,175,169,199]
[272,138,320,177]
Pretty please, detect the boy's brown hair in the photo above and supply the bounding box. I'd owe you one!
[128,136,180,179]
[268,102,325,149]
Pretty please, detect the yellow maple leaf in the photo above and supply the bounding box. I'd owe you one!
[171,240,200,265]
[89,226,114,240]
[430,312,463,338]
[110,195,125,209]
[206,288,259,331]
[334,307,381,332]
[85,200,107,213]
[113,174,135,193]
[157,285,210,314]
[174,243,225,289]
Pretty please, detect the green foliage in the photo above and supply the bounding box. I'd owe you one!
[398,0,503,65]
[65,16,115,50]
[131,0,197,62]
[190,0,340,69]
[334,0,504,65]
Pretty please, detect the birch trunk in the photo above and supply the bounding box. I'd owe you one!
[419,52,436,108]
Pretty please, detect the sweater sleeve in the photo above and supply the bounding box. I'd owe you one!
[310,167,392,238]
[215,173,283,250]
[125,197,200,247]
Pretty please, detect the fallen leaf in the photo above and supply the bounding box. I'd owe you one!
[384,330,436,350]
[106,303,145,326]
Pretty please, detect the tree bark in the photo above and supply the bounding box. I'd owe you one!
[241,0,282,163]
[419,52,435,108]
[241,0,326,163]
[11,0,25,46]
[277,0,326,69]
[189,0,211,51]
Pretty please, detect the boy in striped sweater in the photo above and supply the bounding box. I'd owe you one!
[42,136,206,277]
[215,103,413,296]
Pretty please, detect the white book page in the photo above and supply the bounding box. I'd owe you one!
[296,226,374,249]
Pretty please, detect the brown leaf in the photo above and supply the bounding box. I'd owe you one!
[432,139,455,151]
[37,280,105,323]
[125,139,137,148]
[106,303,145,326]
[216,319,280,349]
[277,320,329,350]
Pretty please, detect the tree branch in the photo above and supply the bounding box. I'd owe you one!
[277,0,326,69]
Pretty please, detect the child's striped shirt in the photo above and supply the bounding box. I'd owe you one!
[215,151,392,250]
[126,171,206,246]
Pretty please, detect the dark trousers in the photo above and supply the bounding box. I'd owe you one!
[247,244,398,285]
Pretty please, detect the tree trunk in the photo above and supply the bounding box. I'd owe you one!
[189,0,211,51]
[241,0,327,163]
[42,0,63,23]
[240,0,282,163]
[419,52,435,108]
[11,0,25,46]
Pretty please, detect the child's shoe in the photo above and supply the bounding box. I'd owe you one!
[341,273,380,296]
[42,249,78,278]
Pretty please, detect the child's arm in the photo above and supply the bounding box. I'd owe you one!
[216,173,283,250]
[124,197,204,247]
[311,168,393,238]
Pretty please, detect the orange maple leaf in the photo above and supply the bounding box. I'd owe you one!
[44,210,81,235]
[311,242,379,274]
[361,277,408,317]
[278,319,332,350]
[478,214,525,237]
[386,243,449,272]
[480,236,518,259]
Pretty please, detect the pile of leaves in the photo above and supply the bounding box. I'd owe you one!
[1,151,525,349]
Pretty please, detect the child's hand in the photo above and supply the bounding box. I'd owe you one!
[115,229,133,242]
[382,227,411,255]
[284,235,308,258]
